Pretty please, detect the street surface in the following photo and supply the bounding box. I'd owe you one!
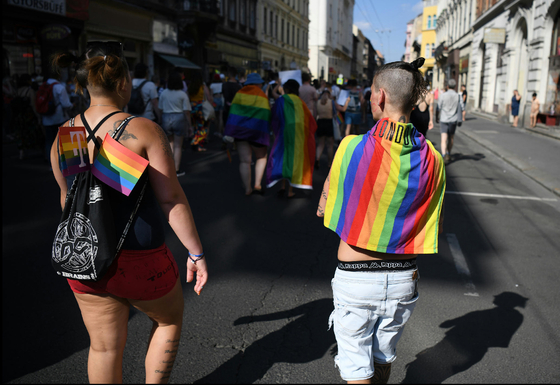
[3,115,560,383]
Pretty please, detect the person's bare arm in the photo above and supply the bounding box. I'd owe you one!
[204,84,214,104]
[428,93,434,130]
[50,132,68,210]
[317,170,331,217]
[272,84,282,100]
[335,97,351,112]
[151,98,161,123]
[141,119,207,294]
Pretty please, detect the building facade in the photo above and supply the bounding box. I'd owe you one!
[363,37,377,81]
[351,24,365,82]
[466,0,560,126]
[420,0,438,85]
[308,0,354,82]
[257,0,310,77]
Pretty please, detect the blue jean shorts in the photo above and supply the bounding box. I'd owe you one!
[345,112,362,125]
[162,113,187,137]
[329,267,419,381]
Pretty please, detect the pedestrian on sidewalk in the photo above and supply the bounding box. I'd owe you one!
[530,92,540,128]
[510,90,521,127]
[410,85,434,136]
[159,71,192,176]
[223,72,271,195]
[130,63,161,124]
[317,57,446,385]
[48,42,207,384]
[461,84,467,121]
[438,78,462,164]
[210,73,225,137]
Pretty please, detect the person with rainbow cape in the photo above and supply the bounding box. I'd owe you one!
[266,79,318,198]
[317,58,446,384]
[224,72,271,195]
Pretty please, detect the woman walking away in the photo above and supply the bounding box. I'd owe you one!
[49,41,208,384]
[266,79,317,198]
[188,71,213,151]
[159,71,192,177]
[224,73,271,195]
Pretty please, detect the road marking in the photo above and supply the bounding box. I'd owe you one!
[446,191,557,202]
[446,233,479,297]
[473,130,499,134]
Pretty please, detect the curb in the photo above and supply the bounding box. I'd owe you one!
[469,110,560,141]
[458,127,560,198]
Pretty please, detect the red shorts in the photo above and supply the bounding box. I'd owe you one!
[67,243,179,301]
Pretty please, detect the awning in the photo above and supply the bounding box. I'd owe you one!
[157,53,200,69]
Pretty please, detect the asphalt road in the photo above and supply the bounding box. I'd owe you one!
[3,116,560,384]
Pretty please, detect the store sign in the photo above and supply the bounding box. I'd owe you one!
[7,0,65,16]
[41,25,71,41]
[17,26,37,43]
[459,55,469,73]
[483,28,506,44]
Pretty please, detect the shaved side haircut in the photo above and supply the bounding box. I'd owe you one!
[373,58,427,115]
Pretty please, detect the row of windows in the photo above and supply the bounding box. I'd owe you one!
[226,0,257,29]
[263,7,307,50]
[427,15,437,29]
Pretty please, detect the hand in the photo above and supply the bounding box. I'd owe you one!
[186,257,208,295]
[428,121,434,130]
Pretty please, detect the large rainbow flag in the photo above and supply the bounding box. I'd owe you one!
[266,94,317,189]
[91,133,149,196]
[58,126,91,177]
[324,118,446,254]
[224,85,271,146]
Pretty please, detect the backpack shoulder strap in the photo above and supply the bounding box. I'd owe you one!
[112,116,136,141]
[81,111,122,149]
[137,80,148,90]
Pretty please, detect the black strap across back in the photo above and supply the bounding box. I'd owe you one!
[80,111,122,149]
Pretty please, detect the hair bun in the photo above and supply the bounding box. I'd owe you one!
[410,57,425,71]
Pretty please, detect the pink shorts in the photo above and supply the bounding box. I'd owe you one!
[67,243,179,301]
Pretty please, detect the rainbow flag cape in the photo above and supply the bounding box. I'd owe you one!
[91,133,149,196]
[335,111,344,125]
[58,126,91,177]
[224,85,271,146]
[324,118,446,254]
[266,94,317,189]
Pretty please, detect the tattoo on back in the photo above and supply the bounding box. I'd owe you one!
[154,123,174,159]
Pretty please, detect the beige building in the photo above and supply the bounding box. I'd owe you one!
[257,0,310,76]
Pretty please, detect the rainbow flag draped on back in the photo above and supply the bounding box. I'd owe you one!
[266,94,317,189]
[91,133,149,196]
[324,118,446,254]
[224,85,271,146]
[58,126,91,177]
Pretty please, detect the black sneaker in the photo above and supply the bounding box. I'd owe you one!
[176,170,186,177]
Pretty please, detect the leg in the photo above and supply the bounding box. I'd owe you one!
[236,141,253,195]
[372,363,392,384]
[167,134,175,155]
[448,134,454,154]
[462,109,466,122]
[73,293,130,383]
[326,136,335,165]
[316,136,326,162]
[287,184,295,198]
[129,279,184,384]
[440,132,448,156]
[252,145,268,191]
[172,136,184,171]
[345,123,352,137]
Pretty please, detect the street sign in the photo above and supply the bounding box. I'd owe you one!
[483,28,506,44]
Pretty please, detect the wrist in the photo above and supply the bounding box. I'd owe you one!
[188,251,205,264]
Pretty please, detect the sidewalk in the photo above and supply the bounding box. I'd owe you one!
[457,112,560,197]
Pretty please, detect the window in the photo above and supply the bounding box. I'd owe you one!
[287,22,290,43]
[552,11,560,56]
[229,0,236,21]
[297,28,300,48]
[281,19,284,42]
[250,1,256,29]
[292,24,295,46]
[264,8,267,34]
[240,0,246,25]
[270,12,274,35]
[425,43,430,57]
[433,15,437,28]
[431,43,435,57]
[329,4,332,18]
[427,16,432,29]
[275,15,278,38]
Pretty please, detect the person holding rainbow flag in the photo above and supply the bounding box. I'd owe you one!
[266,79,318,198]
[317,58,446,384]
[224,73,271,195]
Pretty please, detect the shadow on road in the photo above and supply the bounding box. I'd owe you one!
[401,292,528,384]
[194,298,336,384]
[448,153,486,165]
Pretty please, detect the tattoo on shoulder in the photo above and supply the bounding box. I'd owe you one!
[154,123,173,159]
[108,120,138,141]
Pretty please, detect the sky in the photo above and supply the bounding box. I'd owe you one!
[352,0,425,63]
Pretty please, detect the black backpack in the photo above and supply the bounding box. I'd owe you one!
[127,80,148,114]
[51,112,148,281]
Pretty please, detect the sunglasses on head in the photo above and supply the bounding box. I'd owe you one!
[86,41,124,57]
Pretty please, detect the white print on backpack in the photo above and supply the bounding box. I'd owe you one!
[338,261,417,270]
[53,212,99,278]
[70,130,88,167]
[88,185,103,204]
